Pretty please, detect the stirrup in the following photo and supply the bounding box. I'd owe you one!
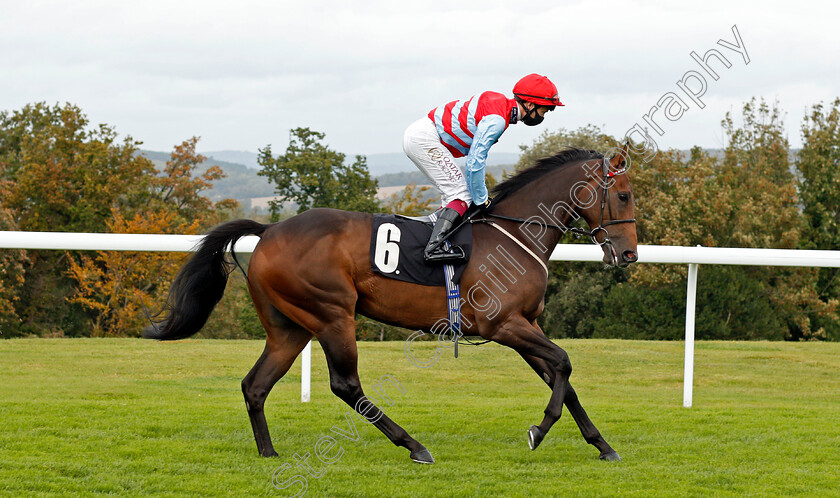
[424,244,466,263]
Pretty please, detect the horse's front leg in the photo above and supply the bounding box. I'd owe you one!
[518,350,620,460]
[486,317,572,451]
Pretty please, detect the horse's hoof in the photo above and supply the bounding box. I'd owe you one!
[599,451,621,461]
[527,425,545,450]
[410,448,435,464]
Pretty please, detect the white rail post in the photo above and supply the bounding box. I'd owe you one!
[683,262,699,408]
[301,340,312,403]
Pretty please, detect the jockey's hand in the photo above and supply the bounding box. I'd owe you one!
[479,198,492,212]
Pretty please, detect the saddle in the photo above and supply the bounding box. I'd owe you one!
[369,213,472,286]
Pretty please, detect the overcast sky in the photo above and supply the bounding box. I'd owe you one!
[2,0,838,158]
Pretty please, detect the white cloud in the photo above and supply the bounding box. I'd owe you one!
[1,0,838,154]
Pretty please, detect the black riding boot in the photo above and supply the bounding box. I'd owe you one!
[424,207,466,263]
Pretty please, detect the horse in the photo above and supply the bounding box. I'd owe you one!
[145,145,638,464]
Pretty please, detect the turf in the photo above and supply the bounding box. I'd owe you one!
[1,338,838,497]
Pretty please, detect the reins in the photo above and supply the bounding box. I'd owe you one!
[473,157,636,249]
[447,156,637,349]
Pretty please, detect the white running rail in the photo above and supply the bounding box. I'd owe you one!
[3,230,840,406]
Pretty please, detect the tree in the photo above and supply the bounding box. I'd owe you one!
[626,99,833,340]
[0,103,155,232]
[149,137,238,226]
[0,103,256,337]
[0,204,27,337]
[0,103,157,336]
[530,103,836,341]
[382,183,433,216]
[257,127,379,220]
[719,99,833,340]
[514,124,617,173]
[719,99,801,249]
[797,98,840,340]
[66,138,240,336]
[799,98,840,252]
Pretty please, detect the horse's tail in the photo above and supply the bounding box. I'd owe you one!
[143,219,268,341]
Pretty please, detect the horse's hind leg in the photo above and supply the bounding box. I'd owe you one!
[241,308,312,457]
[518,352,620,460]
[318,319,434,464]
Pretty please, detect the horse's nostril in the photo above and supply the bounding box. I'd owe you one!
[623,250,638,263]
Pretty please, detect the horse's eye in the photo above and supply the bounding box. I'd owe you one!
[618,193,630,202]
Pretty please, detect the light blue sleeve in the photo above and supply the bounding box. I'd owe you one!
[465,115,506,205]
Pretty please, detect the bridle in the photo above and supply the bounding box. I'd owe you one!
[453,155,636,351]
[582,157,636,252]
[476,156,636,253]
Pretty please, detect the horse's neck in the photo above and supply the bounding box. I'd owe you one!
[494,165,586,258]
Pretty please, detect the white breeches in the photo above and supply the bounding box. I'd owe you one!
[402,117,472,207]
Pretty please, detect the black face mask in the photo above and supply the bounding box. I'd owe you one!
[522,112,544,126]
[520,101,545,126]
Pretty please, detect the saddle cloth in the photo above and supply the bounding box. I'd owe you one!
[369,213,472,286]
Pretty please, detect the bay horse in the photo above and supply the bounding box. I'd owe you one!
[145,145,637,463]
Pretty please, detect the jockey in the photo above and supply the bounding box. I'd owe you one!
[403,74,563,263]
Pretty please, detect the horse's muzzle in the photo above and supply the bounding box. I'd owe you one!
[620,250,638,267]
[603,244,638,268]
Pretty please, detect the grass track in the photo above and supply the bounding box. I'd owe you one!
[1,338,838,497]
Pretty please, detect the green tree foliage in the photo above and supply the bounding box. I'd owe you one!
[515,124,617,172]
[0,205,27,337]
[797,98,840,339]
[624,143,798,340]
[257,127,379,220]
[381,183,433,216]
[0,102,244,337]
[65,137,240,337]
[0,103,155,232]
[716,99,832,340]
[0,103,156,336]
[719,99,801,248]
[799,98,840,251]
[536,100,837,341]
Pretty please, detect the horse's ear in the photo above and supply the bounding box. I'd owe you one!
[609,141,630,169]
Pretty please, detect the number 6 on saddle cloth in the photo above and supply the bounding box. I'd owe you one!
[371,212,471,356]
[370,213,473,287]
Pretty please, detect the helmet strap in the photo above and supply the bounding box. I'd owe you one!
[515,98,534,119]
[524,103,540,121]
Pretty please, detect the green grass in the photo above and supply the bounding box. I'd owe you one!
[1,339,838,497]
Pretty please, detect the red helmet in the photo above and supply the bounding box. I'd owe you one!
[513,74,564,107]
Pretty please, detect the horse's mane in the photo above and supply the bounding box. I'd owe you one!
[491,148,604,204]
